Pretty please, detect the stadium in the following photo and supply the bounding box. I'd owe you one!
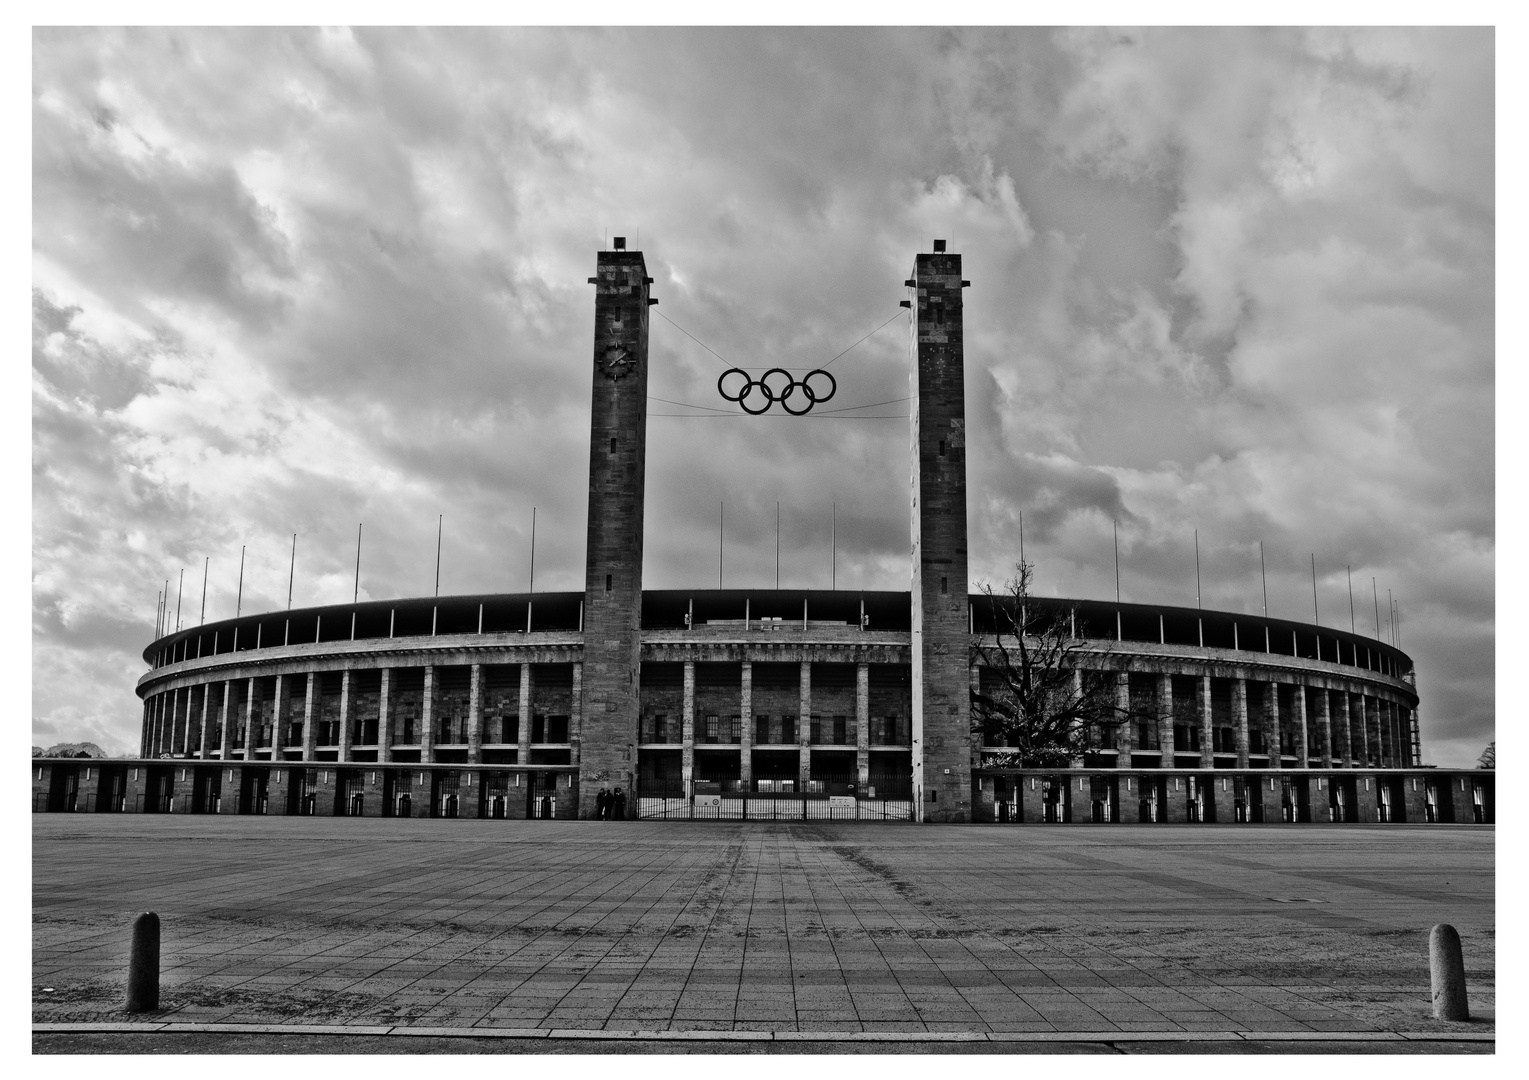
[34,242,1493,825]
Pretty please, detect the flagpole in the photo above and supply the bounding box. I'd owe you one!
[1259,541,1268,617]
[1113,519,1120,603]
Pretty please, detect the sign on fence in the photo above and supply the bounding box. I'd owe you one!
[695,794,722,808]
[828,795,856,810]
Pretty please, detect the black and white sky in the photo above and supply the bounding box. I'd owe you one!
[31,27,1494,765]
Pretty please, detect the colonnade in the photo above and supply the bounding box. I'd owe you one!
[1096,671,1418,769]
[139,661,580,766]
[659,660,876,787]
[138,656,1419,772]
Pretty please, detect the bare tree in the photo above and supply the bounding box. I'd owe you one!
[1477,741,1495,769]
[970,561,1144,767]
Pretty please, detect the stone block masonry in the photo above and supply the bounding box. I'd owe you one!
[579,244,652,818]
[909,248,972,822]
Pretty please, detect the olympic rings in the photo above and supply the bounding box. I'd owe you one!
[717,367,837,415]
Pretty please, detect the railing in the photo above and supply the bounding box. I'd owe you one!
[636,779,912,821]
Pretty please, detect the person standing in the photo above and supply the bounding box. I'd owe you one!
[596,787,609,820]
[613,786,626,821]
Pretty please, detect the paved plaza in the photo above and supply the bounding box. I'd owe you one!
[33,817,1493,1047]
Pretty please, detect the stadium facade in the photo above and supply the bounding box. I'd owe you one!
[33,242,1494,824]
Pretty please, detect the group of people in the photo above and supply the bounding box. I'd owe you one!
[594,786,627,820]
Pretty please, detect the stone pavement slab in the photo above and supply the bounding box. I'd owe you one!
[33,817,1493,1040]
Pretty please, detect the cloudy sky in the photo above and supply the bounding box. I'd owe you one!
[32,27,1493,765]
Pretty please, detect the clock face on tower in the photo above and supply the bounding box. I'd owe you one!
[601,345,633,380]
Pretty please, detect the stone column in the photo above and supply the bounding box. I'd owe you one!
[1293,685,1308,768]
[1155,674,1174,766]
[798,661,812,786]
[739,662,753,789]
[569,662,583,772]
[181,688,191,754]
[338,670,353,763]
[1233,678,1249,768]
[857,663,871,786]
[1070,669,1085,768]
[518,663,534,766]
[467,663,483,764]
[421,665,435,764]
[1364,696,1381,765]
[219,681,233,761]
[168,688,181,755]
[378,669,393,763]
[908,247,973,822]
[271,674,286,753]
[198,684,214,759]
[301,672,317,761]
[1115,672,1132,768]
[1380,699,1394,767]
[1317,689,1333,768]
[1265,683,1281,764]
[680,661,695,783]
[1335,691,1352,767]
[243,677,256,760]
[1198,675,1214,768]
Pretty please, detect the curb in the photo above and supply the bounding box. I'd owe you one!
[31,1022,1496,1044]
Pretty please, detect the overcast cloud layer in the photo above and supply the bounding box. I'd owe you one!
[32,27,1493,765]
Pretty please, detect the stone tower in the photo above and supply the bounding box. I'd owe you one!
[908,244,972,823]
[579,241,652,818]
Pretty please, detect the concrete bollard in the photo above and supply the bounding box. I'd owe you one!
[125,912,159,1013]
[1429,923,1469,1021]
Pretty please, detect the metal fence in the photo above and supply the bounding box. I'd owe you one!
[636,780,912,821]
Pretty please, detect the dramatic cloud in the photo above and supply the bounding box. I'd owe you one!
[32,27,1493,766]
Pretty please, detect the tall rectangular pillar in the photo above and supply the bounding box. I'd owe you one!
[1232,678,1249,768]
[798,661,813,786]
[570,661,583,770]
[378,668,392,763]
[272,675,285,752]
[338,670,353,763]
[1198,675,1214,768]
[518,663,534,765]
[421,665,435,764]
[1265,682,1281,763]
[579,242,651,817]
[856,663,871,786]
[681,660,695,783]
[197,684,212,759]
[1115,672,1133,768]
[1317,689,1333,768]
[908,245,972,822]
[739,662,753,788]
[1294,686,1309,767]
[219,681,233,761]
[467,663,483,764]
[1335,691,1351,767]
[301,672,317,761]
[1156,674,1175,766]
[242,677,256,760]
